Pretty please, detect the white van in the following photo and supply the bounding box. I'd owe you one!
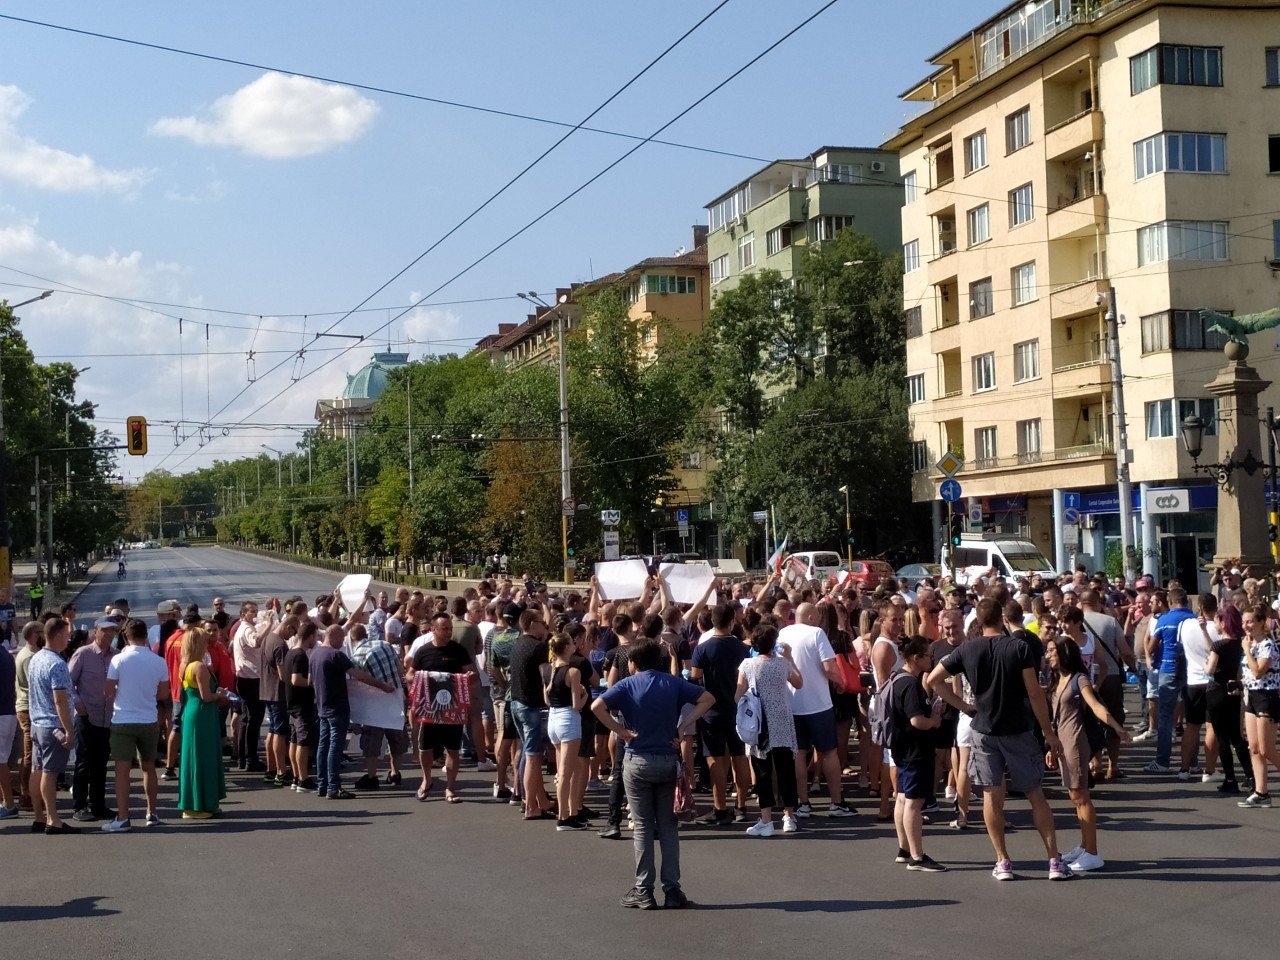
[945,535,1056,586]
[787,551,846,582]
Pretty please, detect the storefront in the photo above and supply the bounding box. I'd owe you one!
[1078,484,1217,592]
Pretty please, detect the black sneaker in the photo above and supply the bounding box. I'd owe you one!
[828,803,857,818]
[262,769,277,783]
[598,823,622,840]
[734,807,750,823]
[328,789,357,800]
[556,818,587,831]
[161,768,177,781]
[71,809,97,823]
[695,809,725,825]
[577,805,599,819]
[907,854,948,873]
[621,886,657,910]
[894,847,911,864]
[663,887,691,910]
[297,777,317,792]
[1218,780,1241,794]
[353,774,381,790]
[922,801,940,815]
[494,785,513,801]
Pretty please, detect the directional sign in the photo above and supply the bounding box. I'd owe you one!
[939,479,963,503]
[751,510,769,521]
[935,451,964,477]
[600,509,621,526]
[1063,492,1082,510]
[603,530,620,561]
[1063,506,1081,525]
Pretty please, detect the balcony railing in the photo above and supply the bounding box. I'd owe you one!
[1052,338,1110,372]
[930,439,1112,475]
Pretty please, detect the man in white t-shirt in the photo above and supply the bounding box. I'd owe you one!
[101,619,171,832]
[779,603,854,818]
[1177,593,1220,782]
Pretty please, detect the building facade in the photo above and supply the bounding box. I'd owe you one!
[887,0,1280,588]
[315,351,410,439]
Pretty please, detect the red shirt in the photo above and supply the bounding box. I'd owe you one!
[166,636,236,701]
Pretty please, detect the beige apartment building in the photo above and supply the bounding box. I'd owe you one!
[887,0,1280,587]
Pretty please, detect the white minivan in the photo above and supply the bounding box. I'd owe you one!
[945,535,1056,586]
[787,551,846,581]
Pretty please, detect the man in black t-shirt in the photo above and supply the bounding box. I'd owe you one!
[409,612,476,802]
[690,603,749,825]
[891,636,946,872]
[507,608,551,818]
[285,622,320,791]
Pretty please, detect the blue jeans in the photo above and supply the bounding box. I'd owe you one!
[1155,670,1182,767]
[622,752,681,893]
[316,713,350,795]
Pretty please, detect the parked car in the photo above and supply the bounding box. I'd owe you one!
[896,562,943,590]
[787,551,847,582]
[169,539,189,548]
[847,558,895,591]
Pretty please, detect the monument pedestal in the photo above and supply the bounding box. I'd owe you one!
[1206,347,1272,569]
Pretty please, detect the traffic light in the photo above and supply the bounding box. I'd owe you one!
[949,511,965,547]
[1270,523,1278,543]
[847,533,856,546]
[126,416,147,456]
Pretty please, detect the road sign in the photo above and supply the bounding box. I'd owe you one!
[751,510,769,521]
[561,497,576,516]
[603,530,620,561]
[675,508,689,523]
[968,501,983,527]
[939,479,963,503]
[1063,506,1081,525]
[600,509,621,526]
[1063,524,1080,548]
[1063,492,1082,510]
[935,451,964,477]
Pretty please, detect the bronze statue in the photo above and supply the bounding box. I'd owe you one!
[1201,308,1280,346]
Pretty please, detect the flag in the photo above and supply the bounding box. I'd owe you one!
[766,535,789,575]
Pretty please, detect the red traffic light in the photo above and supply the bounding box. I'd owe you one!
[126,416,147,456]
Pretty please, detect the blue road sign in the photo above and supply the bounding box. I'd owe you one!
[939,479,963,503]
[676,508,689,522]
[1063,492,1082,510]
[1063,506,1081,525]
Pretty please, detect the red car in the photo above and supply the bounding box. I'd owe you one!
[848,559,895,591]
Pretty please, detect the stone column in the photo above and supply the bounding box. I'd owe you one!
[1206,341,1272,568]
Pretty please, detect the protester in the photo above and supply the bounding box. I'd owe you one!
[889,636,947,872]
[1147,588,1194,774]
[285,621,320,792]
[68,617,118,822]
[1205,603,1251,795]
[409,611,477,803]
[177,624,228,819]
[541,632,588,830]
[231,601,268,772]
[13,620,42,811]
[735,623,802,836]
[28,618,79,833]
[691,602,751,825]
[1240,604,1280,808]
[101,619,171,832]
[349,622,409,789]
[508,608,553,818]
[311,624,394,801]
[0,636,17,818]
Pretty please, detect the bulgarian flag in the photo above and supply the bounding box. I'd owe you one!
[766,535,789,575]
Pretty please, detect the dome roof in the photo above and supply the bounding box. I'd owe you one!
[341,351,409,401]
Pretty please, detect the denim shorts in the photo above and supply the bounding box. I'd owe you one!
[547,706,582,745]
[478,686,494,722]
[266,701,288,736]
[510,700,546,756]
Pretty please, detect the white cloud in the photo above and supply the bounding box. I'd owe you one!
[151,72,379,159]
[402,294,464,354]
[0,87,149,193]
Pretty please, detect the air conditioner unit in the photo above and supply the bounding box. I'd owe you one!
[870,160,887,173]
[938,219,955,234]
[940,238,956,254]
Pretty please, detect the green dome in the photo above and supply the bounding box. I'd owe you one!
[341,352,409,401]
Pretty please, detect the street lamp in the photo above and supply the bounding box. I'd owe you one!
[1181,413,1268,488]
[261,445,283,488]
[518,290,574,584]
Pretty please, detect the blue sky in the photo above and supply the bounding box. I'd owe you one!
[0,0,979,477]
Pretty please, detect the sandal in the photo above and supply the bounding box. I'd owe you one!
[416,781,435,802]
[950,817,968,830]
[445,791,462,804]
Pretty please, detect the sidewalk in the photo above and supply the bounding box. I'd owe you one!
[9,558,110,619]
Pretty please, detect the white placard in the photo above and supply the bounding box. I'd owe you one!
[347,678,405,729]
[337,574,372,613]
[658,562,715,605]
[593,559,649,601]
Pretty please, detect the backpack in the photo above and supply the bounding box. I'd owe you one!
[736,676,763,747]
[869,670,912,751]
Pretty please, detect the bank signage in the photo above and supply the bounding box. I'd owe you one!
[1145,488,1190,514]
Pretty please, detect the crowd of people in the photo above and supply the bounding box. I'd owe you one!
[1,563,1278,908]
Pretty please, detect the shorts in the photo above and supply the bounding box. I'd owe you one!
[547,706,582,745]
[698,717,745,758]
[289,710,318,748]
[933,715,958,750]
[894,755,933,800]
[266,701,288,736]
[832,691,858,724]
[794,707,838,754]
[956,712,974,749]
[968,728,1044,793]
[0,714,16,759]
[1144,668,1160,700]
[577,721,596,759]
[31,725,70,775]
[1182,684,1208,726]
[1097,676,1126,730]
[1246,688,1280,721]
[510,700,546,757]
[494,700,518,743]
[478,687,494,722]
[418,723,463,754]
[360,725,410,758]
[110,723,159,764]
[170,701,183,733]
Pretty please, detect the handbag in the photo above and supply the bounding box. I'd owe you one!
[674,764,697,821]
[835,653,863,694]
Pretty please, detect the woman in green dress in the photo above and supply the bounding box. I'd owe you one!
[178,625,228,819]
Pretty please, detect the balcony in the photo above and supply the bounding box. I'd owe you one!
[1047,191,1105,241]
[931,439,1114,477]
[1050,276,1107,319]
[1045,109,1103,162]
[1052,344,1112,396]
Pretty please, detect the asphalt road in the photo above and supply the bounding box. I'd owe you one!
[4,547,1278,959]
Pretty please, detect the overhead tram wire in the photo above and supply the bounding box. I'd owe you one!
[154,0,846,476]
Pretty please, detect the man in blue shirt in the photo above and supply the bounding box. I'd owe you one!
[1146,587,1194,773]
[593,639,713,911]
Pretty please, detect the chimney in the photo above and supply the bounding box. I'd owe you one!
[691,224,708,249]
[498,323,516,334]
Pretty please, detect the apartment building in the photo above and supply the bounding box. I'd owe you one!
[703,146,903,296]
[886,0,1280,587]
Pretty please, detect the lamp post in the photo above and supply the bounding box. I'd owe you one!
[518,290,574,584]
[261,445,283,488]
[407,364,414,497]
[839,483,852,569]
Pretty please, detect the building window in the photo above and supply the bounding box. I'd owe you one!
[1130,44,1223,95]
[644,274,697,294]
[812,215,856,242]
[1268,48,1280,87]
[738,231,755,270]
[910,440,929,473]
[1147,398,1218,438]
[1140,309,1230,352]
[1135,132,1227,178]
[974,426,998,468]
[972,352,996,392]
[1274,220,1280,259]
[708,186,749,232]
[1011,262,1037,306]
[903,240,921,273]
[964,131,988,174]
[967,203,990,246]
[1009,182,1034,226]
[1270,135,1280,174]
[1137,220,1229,265]
[710,254,730,284]
[907,374,926,404]
[1013,339,1040,382]
[1016,418,1042,463]
[813,162,864,184]
[905,306,923,339]
[766,224,793,257]
[1179,399,1218,434]
[969,278,994,319]
[681,451,703,470]
[1006,107,1032,153]
[903,170,918,202]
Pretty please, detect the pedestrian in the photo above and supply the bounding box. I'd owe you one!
[259,612,297,787]
[1204,603,1251,795]
[1239,604,1280,808]
[591,638,714,910]
[0,636,17,818]
[68,617,118,823]
[27,617,79,834]
[349,622,409,790]
[28,579,43,619]
[285,620,320,792]
[735,623,802,837]
[506,608,553,818]
[1146,588,1194,774]
[177,624,228,819]
[311,624,394,800]
[101,619,170,832]
[691,602,750,825]
[889,636,948,872]
[409,611,477,803]
[14,620,43,810]
[232,601,267,772]
[485,602,522,803]
[1079,589,1135,781]
[541,632,588,830]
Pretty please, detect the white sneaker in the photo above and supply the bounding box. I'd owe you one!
[746,819,775,837]
[782,813,799,833]
[944,786,957,801]
[1177,770,1192,782]
[101,818,132,833]
[795,802,812,819]
[1131,730,1152,742]
[1202,771,1224,783]
[476,760,497,773]
[1061,845,1086,864]
[1069,851,1105,872]
[144,812,163,826]
[1143,761,1172,773]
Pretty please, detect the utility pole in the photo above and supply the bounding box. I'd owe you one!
[407,366,414,497]
[1105,286,1136,582]
[1268,406,1277,564]
[33,456,40,580]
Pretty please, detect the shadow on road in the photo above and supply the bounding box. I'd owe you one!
[0,896,119,922]
[696,897,961,913]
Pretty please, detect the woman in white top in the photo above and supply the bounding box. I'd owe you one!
[735,624,803,837]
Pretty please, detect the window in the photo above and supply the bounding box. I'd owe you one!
[1013,339,1040,382]
[905,306,923,339]
[967,204,990,246]
[813,162,863,184]
[1140,309,1230,351]
[1017,418,1042,463]
[1274,220,1280,259]
[766,225,794,257]
[1009,183,1034,226]
[1179,399,1218,434]
[972,352,996,392]
[644,274,697,294]
[903,240,921,273]
[1147,398,1218,438]
[903,170,918,202]
[710,254,730,284]
[1011,262,1037,306]
[681,451,703,470]
[969,278,994,319]
[1006,107,1032,153]
[1135,132,1227,178]
[964,131,988,174]
[1146,399,1175,438]
[1140,312,1169,352]
[907,374,926,404]
[1137,220,1229,265]
[812,215,856,241]
[737,231,755,270]
[1130,44,1223,94]
[708,186,749,231]
[974,426,998,468]
[1271,135,1280,174]
[1269,48,1280,87]
[911,440,929,473]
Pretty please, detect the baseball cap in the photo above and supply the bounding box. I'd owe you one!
[1134,576,1154,589]
[501,602,523,623]
[107,607,127,620]
[94,617,120,629]
[1061,584,1077,594]
[156,599,180,615]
